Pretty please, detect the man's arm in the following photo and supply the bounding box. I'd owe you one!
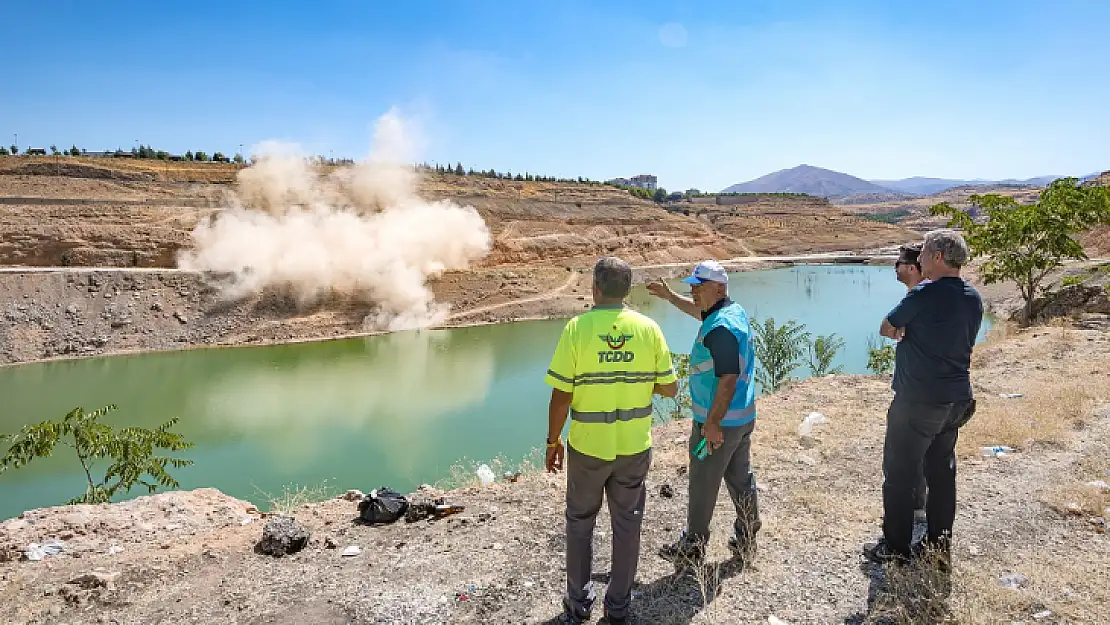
[882,287,925,340]
[652,325,679,397]
[880,318,904,341]
[548,389,573,443]
[647,279,701,319]
[705,374,739,427]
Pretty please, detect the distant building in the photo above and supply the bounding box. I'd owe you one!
[606,174,658,191]
[629,174,657,191]
[26,148,47,156]
[685,188,701,197]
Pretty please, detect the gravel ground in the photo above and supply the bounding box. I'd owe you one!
[1,324,1107,624]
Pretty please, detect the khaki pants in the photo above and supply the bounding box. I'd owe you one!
[564,445,650,620]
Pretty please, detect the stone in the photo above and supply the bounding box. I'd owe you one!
[341,545,361,557]
[68,570,120,590]
[342,489,365,501]
[257,516,310,557]
[658,484,675,498]
[173,311,188,324]
[151,301,163,312]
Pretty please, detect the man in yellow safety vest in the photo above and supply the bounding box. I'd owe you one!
[545,256,678,625]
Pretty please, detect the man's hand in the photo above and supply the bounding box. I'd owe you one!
[646,278,672,300]
[545,439,565,473]
[701,422,724,455]
[880,318,905,341]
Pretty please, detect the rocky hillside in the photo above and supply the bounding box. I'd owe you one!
[0,157,747,270]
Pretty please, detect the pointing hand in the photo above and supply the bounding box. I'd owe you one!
[646,279,671,299]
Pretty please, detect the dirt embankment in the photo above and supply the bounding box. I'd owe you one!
[1,324,1107,624]
[0,160,921,365]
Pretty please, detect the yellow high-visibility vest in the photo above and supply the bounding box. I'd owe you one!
[545,304,677,461]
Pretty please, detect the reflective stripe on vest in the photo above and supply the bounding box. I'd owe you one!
[691,402,756,421]
[570,405,653,424]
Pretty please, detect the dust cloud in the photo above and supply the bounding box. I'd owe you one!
[177,109,492,331]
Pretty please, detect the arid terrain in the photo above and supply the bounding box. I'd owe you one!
[1,311,1107,624]
[2,157,1109,624]
[0,157,917,365]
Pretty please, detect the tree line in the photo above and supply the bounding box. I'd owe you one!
[418,161,604,185]
[0,143,245,164]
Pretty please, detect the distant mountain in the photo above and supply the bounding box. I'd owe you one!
[721,164,894,198]
[872,174,1098,195]
[870,177,979,195]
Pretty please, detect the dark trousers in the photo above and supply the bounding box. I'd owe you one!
[687,420,761,542]
[565,445,651,620]
[882,396,976,556]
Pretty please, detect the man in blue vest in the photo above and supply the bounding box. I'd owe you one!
[647,259,760,563]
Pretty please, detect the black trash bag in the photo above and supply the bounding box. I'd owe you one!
[358,487,409,524]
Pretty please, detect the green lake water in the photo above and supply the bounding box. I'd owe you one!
[0,265,991,520]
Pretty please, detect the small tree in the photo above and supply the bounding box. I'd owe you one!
[808,333,845,376]
[194,151,209,162]
[185,150,194,161]
[455,162,464,175]
[653,187,668,203]
[752,317,810,392]
[931,178,1110,324]
[0,147,9,156]
[69,145,80,156]
[50,144,59,155]
[212,152,227,162]
[0,404,193,505]
[866,335,896,374]
[9,145,17,155]
[233,153,245,164]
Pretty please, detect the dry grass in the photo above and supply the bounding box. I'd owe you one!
[958,373,1099,455]
[945,546,1110,623]
[254,479,335,515]
[433,448,544,490]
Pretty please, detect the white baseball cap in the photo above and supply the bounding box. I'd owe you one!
[681,260,728,285]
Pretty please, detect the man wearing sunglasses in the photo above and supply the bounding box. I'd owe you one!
[647,260,760,564]
[894,243,930,522]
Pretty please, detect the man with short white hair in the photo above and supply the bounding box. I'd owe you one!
[867,229,983,564]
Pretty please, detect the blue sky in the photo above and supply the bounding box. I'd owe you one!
[3,0,1108,191]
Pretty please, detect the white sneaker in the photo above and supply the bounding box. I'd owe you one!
[914,508,927,523]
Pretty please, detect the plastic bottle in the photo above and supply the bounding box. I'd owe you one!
[476,464,495,486]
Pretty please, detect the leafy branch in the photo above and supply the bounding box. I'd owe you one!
[1,405,194,505]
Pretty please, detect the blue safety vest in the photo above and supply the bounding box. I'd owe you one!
[689,301,757,426]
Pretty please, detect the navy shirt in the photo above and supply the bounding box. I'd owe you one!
[886,277,983,403]
[701,298,742,377]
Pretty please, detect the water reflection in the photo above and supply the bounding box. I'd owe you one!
[193,330,495,471]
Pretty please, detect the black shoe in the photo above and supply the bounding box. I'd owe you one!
[557,597,590,624]
[863,539,910,564]
[658,532,706,563]
[601,611,631,624]
[727,534,757,561]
